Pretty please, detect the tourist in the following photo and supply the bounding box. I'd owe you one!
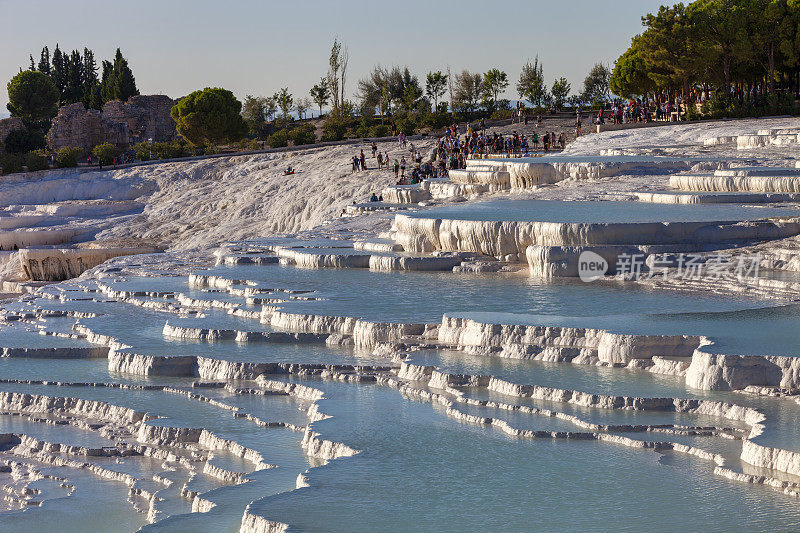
[377,152,383,169]
[371,142,377,158]
[532,132,539,150]
[359,150,366,171]
[400,156,406,178]
[352,155,359,173]
[370,193,378,202]
[393,159,400,180]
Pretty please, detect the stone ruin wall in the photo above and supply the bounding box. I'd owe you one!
[46,95,177,153]
[101,95,177,144]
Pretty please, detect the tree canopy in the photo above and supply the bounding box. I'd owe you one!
[609,0,800,105]
[170,87,248,146]
[7,70,59,122]
[26,45,136,109]
[425,71,447,110]
[482,68,508,104]
[582,63,611,105]
[517,57,547,106]
[309,79,331,115]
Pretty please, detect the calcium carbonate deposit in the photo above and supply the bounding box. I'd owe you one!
[4,118,800,532]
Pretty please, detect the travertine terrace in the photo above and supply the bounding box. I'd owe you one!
[3,118,800,531]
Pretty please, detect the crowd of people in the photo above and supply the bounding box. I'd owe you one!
[356,120,575,203]
[433,124,567,170]
[591,97,690,125]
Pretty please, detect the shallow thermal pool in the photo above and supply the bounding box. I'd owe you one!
[407,199,800,223]
[198,263,760,323]
[3,246,800,530]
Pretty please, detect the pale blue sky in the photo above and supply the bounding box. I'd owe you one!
[0,0,667,116]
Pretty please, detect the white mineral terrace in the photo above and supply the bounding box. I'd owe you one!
[3,118,800,531]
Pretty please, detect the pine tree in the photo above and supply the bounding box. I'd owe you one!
[37,46,51,76]
[29,54,35,71]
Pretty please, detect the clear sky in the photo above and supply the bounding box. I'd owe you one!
[0,0,668,117]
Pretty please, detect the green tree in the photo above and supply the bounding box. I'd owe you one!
[482,68,509,105]
[55,147,82,168]
[687,0,752,91]
[37,46,51,76]
[110,48,139,102]
[295,97,311,119]
[92,143,121,166]
[639,4,701,98]
[310,78,331,116]
[275,88,294,119]
[517,57,547,106]
[452,70,482,114]
[7,70,59,122]
[357,65,387,115]
[582,63,611,105]
[550,77,571,109]
[242,95,270,136]
[748,0,795,93]
[64,49,84,104]
[51,44,67,100]
[170,87,248,145]
[610,37,656,99]
[82,48,99,108]
[25,151,48,171]
[326,38,348,115]
[3,128,46,154]
[98,49,138,104]
[425,71,448,110]
[401,83,422,111]
[98,60,114,104]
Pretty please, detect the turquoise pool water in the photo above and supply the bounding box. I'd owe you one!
[1,252,800,531]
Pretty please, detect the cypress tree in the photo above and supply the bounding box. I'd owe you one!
[111,48,138,102]
[82,48,99,108]
[99,60,114,104]
[51,44,67,102]
[37,46,51,76]
[65,50,84,104]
